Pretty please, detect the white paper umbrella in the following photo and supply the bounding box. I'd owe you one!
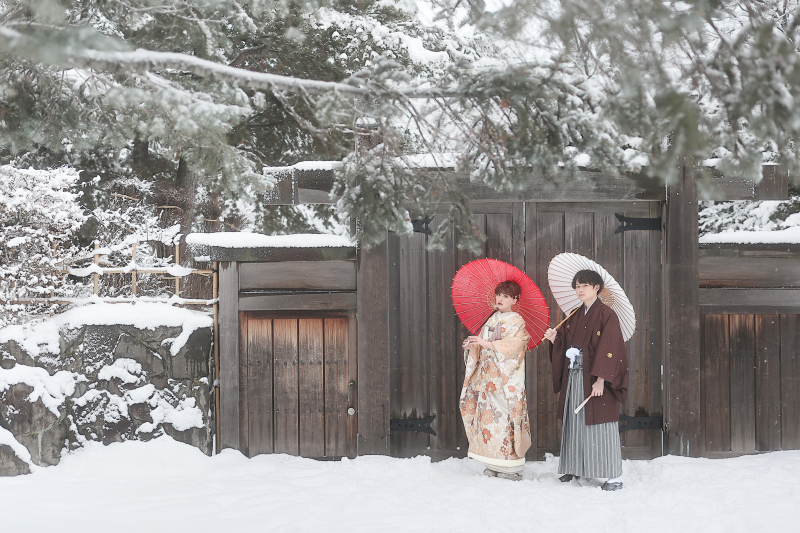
[547,253,636,342]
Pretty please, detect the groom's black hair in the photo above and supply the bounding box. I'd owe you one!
[572,269,604,292]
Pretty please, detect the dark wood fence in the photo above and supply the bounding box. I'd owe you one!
[702,313,800,456]
[700,243,800,457]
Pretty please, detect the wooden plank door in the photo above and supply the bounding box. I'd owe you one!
[525,201,663,459]
[273,318,300,455]
[247,318,273,456]
[299,319,324,457]
[243,315,354,459]
[388,201,661,460]
[699,312,800,456]
[325,318,351,459]
[389,203,525,458]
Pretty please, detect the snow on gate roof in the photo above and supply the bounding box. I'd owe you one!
[185,232,356,262]
[185,232,353,248]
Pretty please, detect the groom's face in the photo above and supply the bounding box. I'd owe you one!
[574,282,600,303]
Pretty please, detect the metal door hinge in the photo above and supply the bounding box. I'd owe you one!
[390,414,437,436]
[614,213,662,234]
[411,216,433,235]
[619,414,663,432]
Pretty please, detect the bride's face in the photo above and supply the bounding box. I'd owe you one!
[495,292,517,312]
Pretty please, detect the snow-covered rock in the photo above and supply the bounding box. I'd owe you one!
[0,303,214,476]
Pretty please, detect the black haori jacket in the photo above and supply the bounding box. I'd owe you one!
[549,300,629,425]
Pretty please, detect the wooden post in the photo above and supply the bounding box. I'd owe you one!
[174,243,180,297]
[664,159,702,456]
[131,242,137,296]
[212,262,221,453]
[218,261,240,451]
[93,241,100,295]
[356,238,392,454]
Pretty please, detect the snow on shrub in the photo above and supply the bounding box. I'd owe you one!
[699,192,800,237]
[1,164,192,328]
[83,177,182,299]
[0,165,88,327]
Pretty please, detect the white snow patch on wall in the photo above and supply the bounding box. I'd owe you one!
[125,384,156,406]
[0,303,212,358]
[96,359,143,385]
[0,365,82,416]
[0,425,32,465]
[134,388,203,433]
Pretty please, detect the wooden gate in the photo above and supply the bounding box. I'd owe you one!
[389,201,663,460]
[241,313,356,459]
[527,202,663,459]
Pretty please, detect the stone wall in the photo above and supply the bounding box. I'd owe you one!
[0,321,214,476]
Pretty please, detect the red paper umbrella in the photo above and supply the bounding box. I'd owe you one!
[451,258,550,350]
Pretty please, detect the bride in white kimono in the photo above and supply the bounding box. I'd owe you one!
[460,281,531,480]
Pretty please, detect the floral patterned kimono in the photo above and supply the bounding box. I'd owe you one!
[459,311,531,471]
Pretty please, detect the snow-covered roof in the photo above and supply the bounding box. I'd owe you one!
[262,154,464,175]
[185,232,353,249]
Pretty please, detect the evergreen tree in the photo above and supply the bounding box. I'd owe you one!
[2,1,800,249]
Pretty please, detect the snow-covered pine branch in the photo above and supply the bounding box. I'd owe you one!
[3,0,800,252]
[0,27,450,99]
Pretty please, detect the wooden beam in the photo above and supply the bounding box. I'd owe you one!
[700,244,800,288]
[263,164,788,206]
[356,239,392,454]
[649,201,665,458]
[664,160,702,456]
[187,243,356,263]
[699,288,800,313]
[218,261,240,451]
[238,292,357,311]
[756,165,789,200]
[269,168,666,205]
[697,175,754,201]
[239,261,356,291]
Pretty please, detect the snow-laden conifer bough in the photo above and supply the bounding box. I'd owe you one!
[4,0,800,253]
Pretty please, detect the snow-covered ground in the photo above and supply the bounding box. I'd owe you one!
[1,437,797,532]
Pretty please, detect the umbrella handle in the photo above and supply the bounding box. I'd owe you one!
[573,396,591,414]
[541,307,580,341]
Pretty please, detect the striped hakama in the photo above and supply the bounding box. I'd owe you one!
[558,360,623,479]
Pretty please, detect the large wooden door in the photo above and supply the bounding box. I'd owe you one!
[242,314,356,459]
[390,203,525,458]
[389,201,662,460]
[526,202,663,459]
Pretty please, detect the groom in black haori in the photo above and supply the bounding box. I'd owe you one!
[544,269,629,491]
